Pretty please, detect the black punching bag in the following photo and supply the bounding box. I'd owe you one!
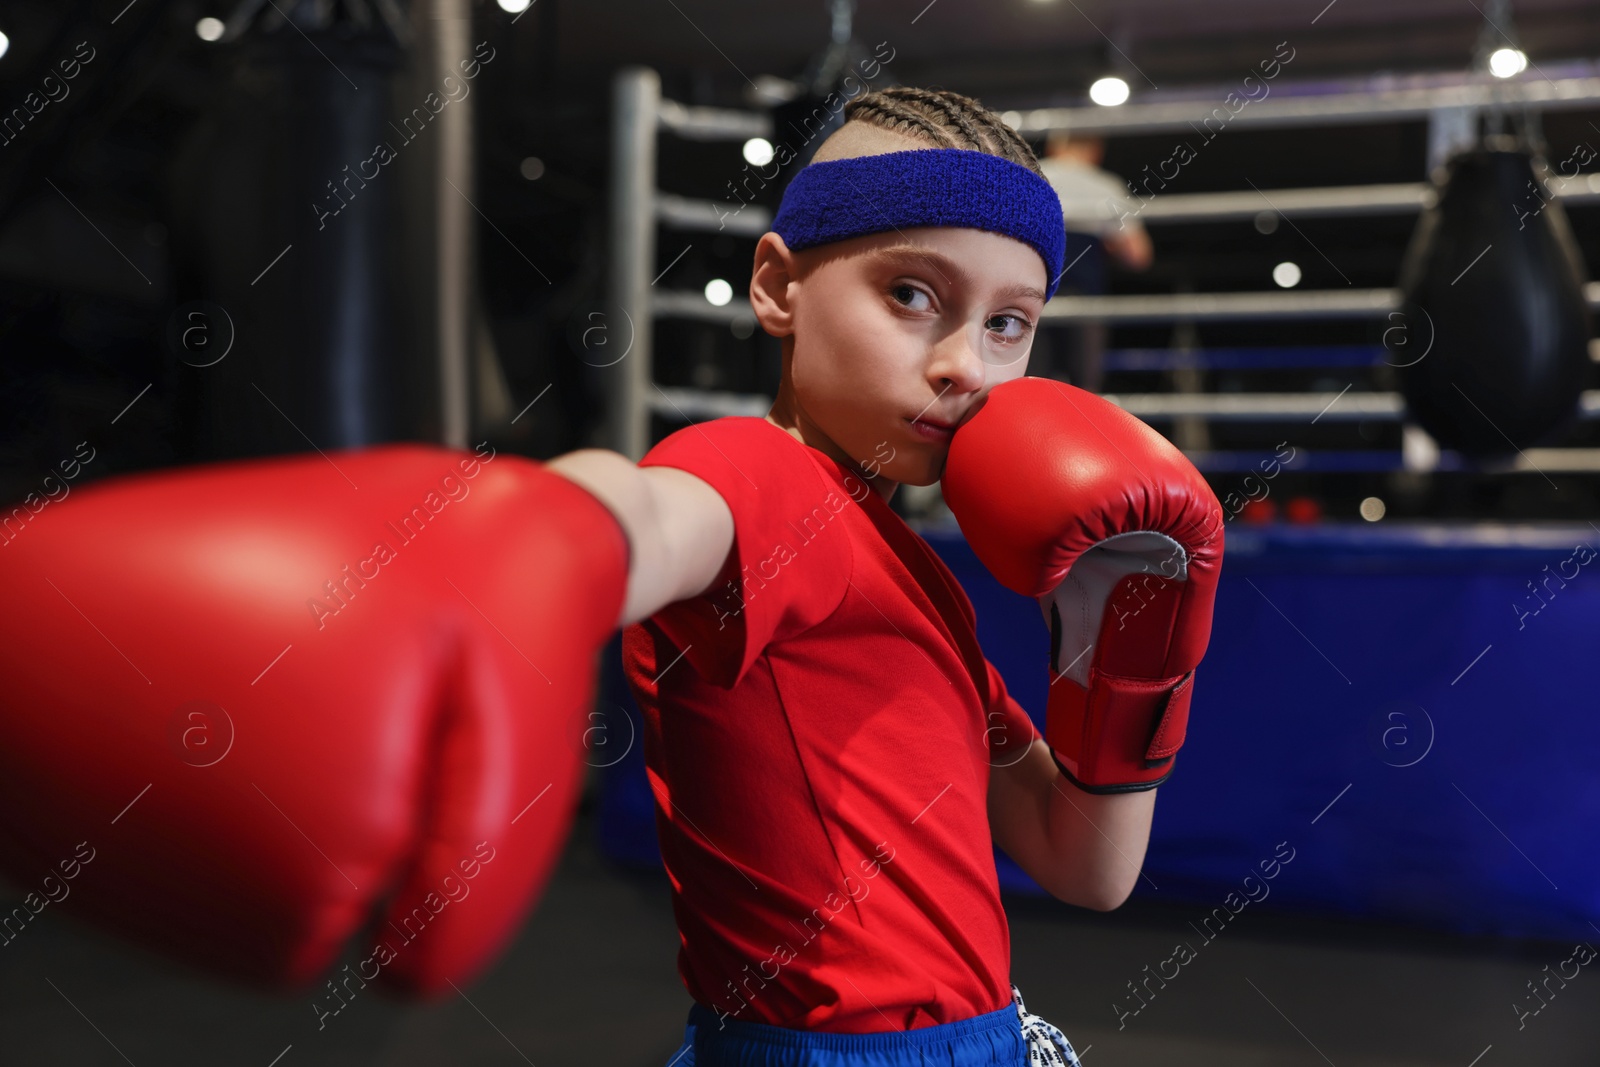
[166,28,404,461]
[1394,146,1591,458]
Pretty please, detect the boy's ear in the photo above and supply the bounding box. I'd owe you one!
[749,231,797,338]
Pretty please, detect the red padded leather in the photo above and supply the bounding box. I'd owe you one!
[944,377,1225,792]
[0,444,627,996]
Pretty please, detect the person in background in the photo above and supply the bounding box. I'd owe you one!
[1034,129,1154,393]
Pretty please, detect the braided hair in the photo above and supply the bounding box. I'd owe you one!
[841,86,1044,179]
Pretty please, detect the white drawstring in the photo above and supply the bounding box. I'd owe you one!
[1011,984,1084,1066]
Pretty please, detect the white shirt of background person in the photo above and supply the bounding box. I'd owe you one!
[1038,132,1154,272]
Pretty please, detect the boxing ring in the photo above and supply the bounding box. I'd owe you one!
[606,62,1600,463]
[595,65,1600,945]
[598,518,1600,944]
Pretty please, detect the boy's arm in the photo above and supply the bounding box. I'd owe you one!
[1103,224,1153,271]
[545,448,733,628]
[988,740,1156,911]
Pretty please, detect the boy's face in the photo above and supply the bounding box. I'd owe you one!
[755,224,1047,489]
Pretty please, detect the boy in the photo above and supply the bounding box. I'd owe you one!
[548,86,1221,1066]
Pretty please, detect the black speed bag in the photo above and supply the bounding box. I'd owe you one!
[1393,148,1591,459]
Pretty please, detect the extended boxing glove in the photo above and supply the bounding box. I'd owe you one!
[942,377,1224,793]
[0,444,628,1000]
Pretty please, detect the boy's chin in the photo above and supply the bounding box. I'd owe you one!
[895,460,942,488]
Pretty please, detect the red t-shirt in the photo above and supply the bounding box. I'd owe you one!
[620,416,1039,1033]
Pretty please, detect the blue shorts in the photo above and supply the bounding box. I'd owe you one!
[662,1000,1026,1067]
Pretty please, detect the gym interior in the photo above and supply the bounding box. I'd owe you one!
[1,1,1598,1064]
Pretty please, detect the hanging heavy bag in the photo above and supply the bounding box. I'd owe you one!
[1394,142,1591,459]
[166,27,407,462]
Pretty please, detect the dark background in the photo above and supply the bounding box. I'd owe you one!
[4,0,1600,516]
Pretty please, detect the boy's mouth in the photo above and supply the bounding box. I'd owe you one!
[907,416,956,443]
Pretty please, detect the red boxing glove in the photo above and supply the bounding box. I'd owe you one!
[0,444,627,999]
[942,377,1224,793]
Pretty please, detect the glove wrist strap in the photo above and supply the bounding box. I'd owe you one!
[1044,667,1195,794]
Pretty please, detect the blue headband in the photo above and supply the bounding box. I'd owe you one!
[769,147,1067,300]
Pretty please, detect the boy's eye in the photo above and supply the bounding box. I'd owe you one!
[891,283,931,310]
[988,313,1034,342]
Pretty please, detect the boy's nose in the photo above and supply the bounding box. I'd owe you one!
[929,336,989,394]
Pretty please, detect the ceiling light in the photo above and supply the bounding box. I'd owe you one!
[743,138,774,167]
[1488,47,1527,78]
[1088,77,1129,107]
